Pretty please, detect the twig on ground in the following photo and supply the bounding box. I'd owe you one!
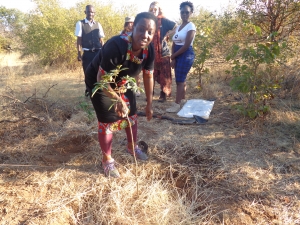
[0,163,55,168]
[24,93,36,103]
[127,116,139,195]
[0,94,25,104]
[204,139,225,147]
[0,116,41,123]
[43,83,58,98]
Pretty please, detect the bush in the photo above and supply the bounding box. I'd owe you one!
[226,23,284,118]
[20,0,137,67]
[0,6,25,51]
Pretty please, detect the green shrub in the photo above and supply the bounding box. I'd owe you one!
[20,0,137,67]
[226,23,284,118]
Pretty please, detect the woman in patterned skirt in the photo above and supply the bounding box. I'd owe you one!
[85,12,157,178]
[149,1,177,102]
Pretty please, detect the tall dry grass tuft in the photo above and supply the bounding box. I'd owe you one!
[69,168,212,225]
[281,61,300,101]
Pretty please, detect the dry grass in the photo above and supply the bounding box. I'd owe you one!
[0,52,300,224]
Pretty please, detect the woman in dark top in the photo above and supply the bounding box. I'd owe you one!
[85,12,157,178]
[149,1,177,102]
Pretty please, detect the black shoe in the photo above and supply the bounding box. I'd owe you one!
[158,98,166,102]
[158,91,166,102]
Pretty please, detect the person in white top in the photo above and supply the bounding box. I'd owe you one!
[166,1,196,113]
[75,5,105,96]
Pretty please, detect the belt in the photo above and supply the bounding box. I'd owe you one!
[84,48,101,52]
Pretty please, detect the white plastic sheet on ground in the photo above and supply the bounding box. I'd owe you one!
[177,99,215,119]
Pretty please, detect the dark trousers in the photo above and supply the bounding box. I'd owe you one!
[82,51,98,91]
[82,51,98,72]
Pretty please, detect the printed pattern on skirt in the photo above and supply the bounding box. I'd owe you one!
[98,94,137,134]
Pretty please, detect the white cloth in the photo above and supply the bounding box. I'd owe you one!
[177,99,214,119]
[172,22,196,46]
[119,31,132,36]
[75,18,105,38]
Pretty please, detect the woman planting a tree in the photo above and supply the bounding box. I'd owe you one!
[85,12,157,178]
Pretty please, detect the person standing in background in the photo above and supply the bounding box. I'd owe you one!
[120,16,135,35]
[166,1,196,113]
[149,1,177,102]
[75,5,105,96]
[120,16,142,97]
